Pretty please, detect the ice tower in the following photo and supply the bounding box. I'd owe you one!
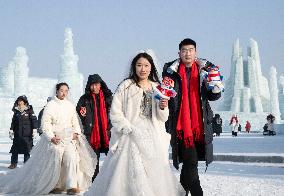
[58,28,83,103]
[220,38,270,113]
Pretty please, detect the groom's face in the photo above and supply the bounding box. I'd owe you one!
[179,44,197,66]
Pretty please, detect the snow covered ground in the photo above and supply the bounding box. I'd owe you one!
[214,132,284,154]
[0,132,284,195]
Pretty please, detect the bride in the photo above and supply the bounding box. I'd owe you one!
[84,52,185,196]
[0,82,96,195]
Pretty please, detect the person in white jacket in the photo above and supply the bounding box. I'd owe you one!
[43,82,96,195]
[84,52,185,196]
[0,82,96,196]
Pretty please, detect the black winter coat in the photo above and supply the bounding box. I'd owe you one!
[212,115,222,134]
[162,60,221,166]
[76,74,113,153]
[10,106,38,154]
[76,94,112,134]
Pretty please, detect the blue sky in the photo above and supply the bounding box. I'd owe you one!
[0,0,283,90]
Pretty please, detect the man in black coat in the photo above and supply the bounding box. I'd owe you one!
[162,38,222,196]
[8,95,38,169]
[76,74,112,181]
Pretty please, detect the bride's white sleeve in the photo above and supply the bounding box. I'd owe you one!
[156,103,169,122]
[110,86,133,133]
[41,105,55,141]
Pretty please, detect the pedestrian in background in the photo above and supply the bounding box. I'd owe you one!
[8,95,38,169]
[213,114,222,136]
[245,121,251,133]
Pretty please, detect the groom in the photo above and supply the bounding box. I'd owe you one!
[163,38,222,196]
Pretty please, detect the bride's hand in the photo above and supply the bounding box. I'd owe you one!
[159,98,168,109]
[51,135,61,145]
[122,127,133,135]
[72,133,79,140]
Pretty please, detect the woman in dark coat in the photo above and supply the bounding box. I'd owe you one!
[8,95,38,169]
[212,114,222,136]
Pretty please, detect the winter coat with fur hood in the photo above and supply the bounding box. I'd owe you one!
[10,95,38,154]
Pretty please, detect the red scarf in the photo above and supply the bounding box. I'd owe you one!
[90,90,109,150]
[176,62,204,148]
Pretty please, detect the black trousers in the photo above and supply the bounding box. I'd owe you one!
[11,153,30,164]
[180,147,203,196]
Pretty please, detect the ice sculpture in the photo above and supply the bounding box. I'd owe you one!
[13,47,29,97]
[0,28,84,136]
[58,28,83,104]
[220,38,270,113]
[269,67,281,122]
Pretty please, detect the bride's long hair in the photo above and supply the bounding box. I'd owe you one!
[128,52,160,87]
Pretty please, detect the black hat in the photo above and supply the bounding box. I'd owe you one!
[87,74,102,85]
[85,74,103,94]
[84,74,112,97]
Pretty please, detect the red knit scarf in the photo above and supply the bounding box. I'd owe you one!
[90,90,109,150]
[176,62,204,148]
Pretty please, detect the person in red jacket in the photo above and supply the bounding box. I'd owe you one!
[245,121,251,133]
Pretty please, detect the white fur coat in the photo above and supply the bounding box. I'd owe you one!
[41,96,81,140]
[109,79,169,153]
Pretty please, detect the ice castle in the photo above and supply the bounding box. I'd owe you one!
[217,38,284,131]
[0,28,83,136]
[1,35,283,134]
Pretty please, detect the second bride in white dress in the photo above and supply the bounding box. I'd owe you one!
[84,52,185,196]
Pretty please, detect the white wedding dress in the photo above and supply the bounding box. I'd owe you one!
[84,80,185,196]
[0,97,96,195]
[0,133,95,195]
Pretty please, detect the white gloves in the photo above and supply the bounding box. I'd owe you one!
[121,127,133,135]
[9,130,14,140]
[212,83,224,93]
[32,129,38,140]
[212,85,221,93]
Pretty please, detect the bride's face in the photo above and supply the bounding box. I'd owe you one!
[135,57,151,81]
[56,85,69,100]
